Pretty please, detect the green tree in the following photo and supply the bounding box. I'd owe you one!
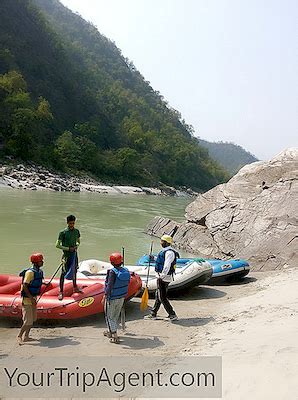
[0,71,53,160]
[54,131,81,169]
[75,136,97,171]
[115,147,141,179]
[36,97,53,121]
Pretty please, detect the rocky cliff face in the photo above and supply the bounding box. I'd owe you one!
[146,148,298,270]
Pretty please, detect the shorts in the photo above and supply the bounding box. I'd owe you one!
[22,303,37,326]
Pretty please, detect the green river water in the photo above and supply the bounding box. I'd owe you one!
[0,188,195,275]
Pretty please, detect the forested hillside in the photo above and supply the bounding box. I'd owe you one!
[198,139,258,174]
[0,0,229,190]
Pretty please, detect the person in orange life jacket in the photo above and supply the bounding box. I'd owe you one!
[102,252,131,344]
[17,253,44,345]
[144,235,178,321]
[56,214,82,301]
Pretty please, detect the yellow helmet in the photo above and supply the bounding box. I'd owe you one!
[161,234,173,244]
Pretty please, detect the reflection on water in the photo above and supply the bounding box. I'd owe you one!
[0,188,195,274]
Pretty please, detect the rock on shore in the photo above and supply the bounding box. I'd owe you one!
[146,148,298,270]
[0,163,197,196]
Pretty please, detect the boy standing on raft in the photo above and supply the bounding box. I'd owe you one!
[17,253,44,344]
[56,215,82,300]
[103,252,131,344]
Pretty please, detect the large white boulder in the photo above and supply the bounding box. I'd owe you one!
[146,148,298,270]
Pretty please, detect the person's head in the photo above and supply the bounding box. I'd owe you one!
[30,253,44,268]
[67,215,76,230]
[109,252,123,268]
[160,234,173,248]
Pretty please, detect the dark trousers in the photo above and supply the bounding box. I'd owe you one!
[151,278,175,316]
[59,269,77,292]
[59,253,78,292]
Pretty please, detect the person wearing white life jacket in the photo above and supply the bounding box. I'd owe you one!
[144,235,178,321]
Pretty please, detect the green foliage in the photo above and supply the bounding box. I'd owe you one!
[0,70,27,93]
[0,70,53,160]
[54,131,98,171]
[36,97,53,120]
[0,0,230,190]
[54,131,80,169]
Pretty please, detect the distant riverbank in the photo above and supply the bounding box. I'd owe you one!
[0,163,197,197]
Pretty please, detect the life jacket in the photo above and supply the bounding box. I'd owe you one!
[19,267,43,297]
[110,267,131,300]
[155,248,180,275]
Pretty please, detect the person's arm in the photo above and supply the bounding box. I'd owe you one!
[160,250,175,279]
[56,231,69,251]
[105,270,116,300]
[55,239,69,251]
[70,230,80,252]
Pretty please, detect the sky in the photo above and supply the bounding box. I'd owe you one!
[60,0,297,160]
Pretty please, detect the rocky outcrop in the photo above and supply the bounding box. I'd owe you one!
[146,148,298,270]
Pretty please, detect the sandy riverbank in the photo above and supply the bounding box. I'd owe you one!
[0,268,297,399]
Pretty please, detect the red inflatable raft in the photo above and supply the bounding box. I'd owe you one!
[0,273,142,320]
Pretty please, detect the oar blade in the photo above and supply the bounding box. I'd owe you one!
[140,287,149,311]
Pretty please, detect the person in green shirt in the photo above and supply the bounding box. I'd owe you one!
[56,215,82,300]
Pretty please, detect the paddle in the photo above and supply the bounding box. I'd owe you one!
[120,246,126,331]
[36,261,63,303]
[140,241,153,311]
[168,225,178,238]
[122,246,125,265]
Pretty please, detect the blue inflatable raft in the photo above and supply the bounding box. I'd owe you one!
[137,255,250,282]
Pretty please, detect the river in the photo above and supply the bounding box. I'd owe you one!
[0,188,194,275]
